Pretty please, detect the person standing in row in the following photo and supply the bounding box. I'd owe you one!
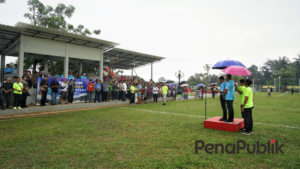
[119,80,123,100]
[218,76,227,121]
[241,79,254,135]
[267,87,271,98]
[21,75,29,108]
[122,81,127,102]
[60,78,68,104]
[223,74,235,123]
[50,77,60,105]
[130,83,136,105]
[40,75,48,106]
[153,84,158,103]
[112,81,118,102]
[68,79,76,104]
[102,80,109,102]
[1,77,13,110]
[86,79,94,103]
[13,77,23,110]
[94,79,101,103]
[162,83,168,105]
[291,87,294,95]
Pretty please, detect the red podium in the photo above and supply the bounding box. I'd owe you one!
[204,116,244,132]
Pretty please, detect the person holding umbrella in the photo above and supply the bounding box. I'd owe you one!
[223,74,235,123]
[217,76,227,121]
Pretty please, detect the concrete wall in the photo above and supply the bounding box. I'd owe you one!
[23,36,103,61]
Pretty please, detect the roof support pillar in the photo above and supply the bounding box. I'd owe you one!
[79,63,83,74]
[44,56,48,74]
[18,36,24,78]
[99,49,103,80]
[131,67,133,79]
[151,62,153,81]
[1,52,5,84]
[64,44,69,78]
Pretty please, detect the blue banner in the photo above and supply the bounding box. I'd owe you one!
[36,77,95,105]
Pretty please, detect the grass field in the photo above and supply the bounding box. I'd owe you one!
[0,92,300,168]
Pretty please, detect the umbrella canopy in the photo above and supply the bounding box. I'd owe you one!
[166,84,174,88]
[222,66,252,76]
[210,83,218,86]
[166,80,175,83]
[212,60,246,69]
[181,84,189,87]
[197,84,206,87]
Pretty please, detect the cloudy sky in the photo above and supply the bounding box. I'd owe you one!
[1,0,300,81]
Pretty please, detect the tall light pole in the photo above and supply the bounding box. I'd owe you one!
[175,70,184,85]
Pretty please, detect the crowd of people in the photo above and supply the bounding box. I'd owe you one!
[41,76,178,106]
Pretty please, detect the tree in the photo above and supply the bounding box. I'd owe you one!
[158,77,166,82]
[0,0,5,4]
[203,64,211,85]
[293,54,300,78]
[24,0,101,35]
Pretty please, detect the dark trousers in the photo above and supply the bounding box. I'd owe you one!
[240,105,244,118]
[130,93,135,104]
[41,91,47,106]
[122,91,126,101]
[113,91,118,100]
[2,93,11,109]
[95,91,101,102]
[220,96,227,119]
[292,90,294,95]
[119,91,123,100]
[13,94,22,107]
[153,94,158,102]
[68,92,74,103]
[102,91,108,101]
[85,91,93,102]
[1,93,11,109]
[244,107,253,132]
[226,100,234,121]
[21,93,28,107]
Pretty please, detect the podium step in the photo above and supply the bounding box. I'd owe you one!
[204,116,244,132]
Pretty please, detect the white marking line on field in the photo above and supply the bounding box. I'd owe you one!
[120,107,300,129]
[278,93,288,96]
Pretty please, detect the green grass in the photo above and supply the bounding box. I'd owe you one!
[0,92,300,168]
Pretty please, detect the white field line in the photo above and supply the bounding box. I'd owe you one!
[278,93,288,96]
[120,107,300,129]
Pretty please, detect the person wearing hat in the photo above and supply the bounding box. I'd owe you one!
[13,64,18,74]
[4,64,13,74]
[13,77,23,110]
[50,77,60,105]
[40,75,48,106]
[86,79,94,103]
[1,77,13,110]
[60,78,68,104]
[81,73,87,79]
[68,79,76,104]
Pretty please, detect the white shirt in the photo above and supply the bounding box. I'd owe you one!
[61,82,68,92]
[267,89,270,93]
[122,83,127,91]
[153,87,159,94]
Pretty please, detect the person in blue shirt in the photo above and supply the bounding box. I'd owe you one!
[61,73,64,78]
[54,72,60,78]
[68,72,75,80]
[94,79,101,103]
[13,64,18,74]
[223,74,235,123]
[4,64,13,74]
[217,76,227,121]
[80,73,87,79]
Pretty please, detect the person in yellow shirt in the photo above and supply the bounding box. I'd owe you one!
[13,77,23,110]
[162,83,168,105]
[241,79,254,135]
[130,83,136,105]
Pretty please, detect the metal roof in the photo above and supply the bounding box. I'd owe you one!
[0,22,165,70]
[103,48,165,70]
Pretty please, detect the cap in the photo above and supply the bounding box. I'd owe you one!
[83,73,86,76]
[63,78,66,81]
[6,77,11,80]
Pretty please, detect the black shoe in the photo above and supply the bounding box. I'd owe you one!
[2,108,5,110]
[219,118,226,121]
[224,120,233,123]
